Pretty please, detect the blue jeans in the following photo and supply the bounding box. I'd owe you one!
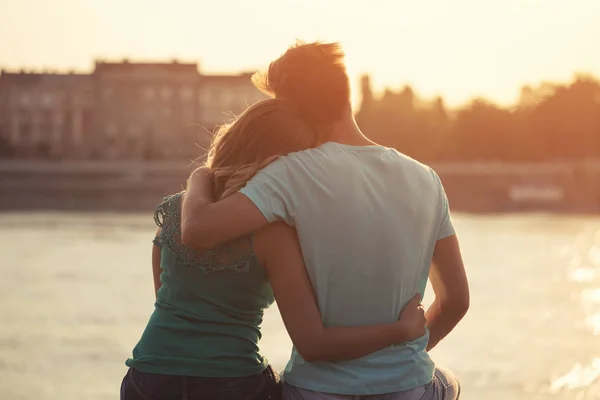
[120,366,281,400]
[282,366,460,400]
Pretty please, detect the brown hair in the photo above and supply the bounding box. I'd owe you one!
[205,98,317,200]
[252,41,351,132]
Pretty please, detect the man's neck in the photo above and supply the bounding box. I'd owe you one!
[324,114,377,147]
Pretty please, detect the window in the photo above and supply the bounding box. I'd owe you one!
[180,87,194,101]
[18,122,33,144]
[71,92,82,107]
[160,86,173,100]
[230,87,251,113]
[161,107,172,118]
[105,123,118,137]
[128,124,141,137]
[142,108,155,120]
[143,87,155,101]
[41,93,54,108]
[221,91,235,112]
[19,93,32,107]
[198,88,218,107]
[183,106,195,122]
[53,111,64,124]
[103,87,114,100]
[238,90,251,109]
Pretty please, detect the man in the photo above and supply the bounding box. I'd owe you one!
[181,41,469,399]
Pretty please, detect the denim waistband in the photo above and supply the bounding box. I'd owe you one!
[121,365,281,400]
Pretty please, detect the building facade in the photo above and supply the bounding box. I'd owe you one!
[0,60,267,160]
[0,71,93,158]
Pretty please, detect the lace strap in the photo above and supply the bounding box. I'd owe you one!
[152,191,184,247]
[153,192,183,228]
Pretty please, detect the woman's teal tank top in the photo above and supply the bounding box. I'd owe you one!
[126,192,275,377]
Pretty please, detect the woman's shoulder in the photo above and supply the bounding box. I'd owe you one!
[153,191,258,274]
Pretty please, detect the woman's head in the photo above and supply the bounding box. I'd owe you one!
[205,98,317,200]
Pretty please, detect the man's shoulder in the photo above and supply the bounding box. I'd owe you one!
[265,146,329,170]
[265,144,435,177]
[282,145,328,161]
[387,148,434,174]
[254,150,314,178]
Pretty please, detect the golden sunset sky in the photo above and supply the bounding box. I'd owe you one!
[1,0,599,107]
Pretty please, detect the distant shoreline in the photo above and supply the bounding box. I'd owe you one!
[2,159,599,173]
[1,160,599,214]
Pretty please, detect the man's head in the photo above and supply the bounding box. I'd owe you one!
[252,41,352,137]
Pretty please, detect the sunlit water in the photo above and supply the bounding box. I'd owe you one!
[1,212,599,400]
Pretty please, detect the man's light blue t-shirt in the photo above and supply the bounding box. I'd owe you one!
[239,142,455,395]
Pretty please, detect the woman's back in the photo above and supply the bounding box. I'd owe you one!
[126,192,274,377]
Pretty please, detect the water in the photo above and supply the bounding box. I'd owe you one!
[1,212,599,400]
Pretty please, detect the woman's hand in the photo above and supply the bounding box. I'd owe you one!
[396,294,427,342]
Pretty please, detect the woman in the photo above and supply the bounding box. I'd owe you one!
[121,99,427,400]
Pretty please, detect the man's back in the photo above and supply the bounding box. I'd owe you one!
[240,142,455,395]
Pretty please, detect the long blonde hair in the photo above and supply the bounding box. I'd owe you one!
[205,98,317,200]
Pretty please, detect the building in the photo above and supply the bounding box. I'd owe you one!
[0,71,93,158]
[198,73,264,126]
[91,60,201,160]
[0,60,267,160]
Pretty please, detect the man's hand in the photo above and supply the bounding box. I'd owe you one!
[181,166,213,223]
[183,166,213,204]
[396,294,427,342]
[180,166,213,249]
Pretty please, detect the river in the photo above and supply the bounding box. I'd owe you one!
[1,212,599,399]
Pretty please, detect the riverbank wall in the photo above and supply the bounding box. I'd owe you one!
[0,160,598,214]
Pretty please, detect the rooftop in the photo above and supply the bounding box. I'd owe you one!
[0,70,91,89]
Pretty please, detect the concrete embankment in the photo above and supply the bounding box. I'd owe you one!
[0,160,598,213]
[0,161,195,212]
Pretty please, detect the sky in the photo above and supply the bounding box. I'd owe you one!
[1,0,600,107]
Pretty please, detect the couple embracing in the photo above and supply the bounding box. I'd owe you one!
[121,41,470,400]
